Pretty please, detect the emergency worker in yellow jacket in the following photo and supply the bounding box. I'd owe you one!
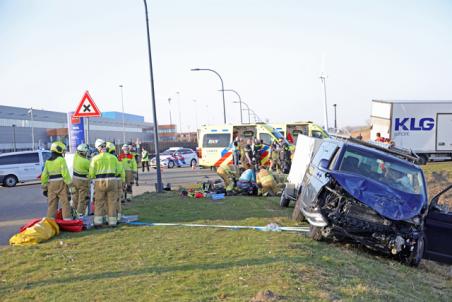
[41,141,72,220]
[118,144,137,201]
[256,167,279,196]
[216,160,236,191]
[89,139,120,227]
[106,142,126,221]
[72,143,90,217]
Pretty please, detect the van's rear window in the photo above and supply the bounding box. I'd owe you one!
[202,134,231,148]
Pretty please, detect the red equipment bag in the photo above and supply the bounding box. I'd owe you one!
[55,219,84,232]
[19,218,42,233]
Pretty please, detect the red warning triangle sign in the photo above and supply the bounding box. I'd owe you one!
[73,90,101,118]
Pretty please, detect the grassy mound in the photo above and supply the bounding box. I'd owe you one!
[1,190,451,301]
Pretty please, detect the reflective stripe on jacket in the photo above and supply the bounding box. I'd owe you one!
[41,156,71,187]
[89,152,120,180]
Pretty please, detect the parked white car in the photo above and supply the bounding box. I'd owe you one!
[0,150,52,187]
[150,147,198,168]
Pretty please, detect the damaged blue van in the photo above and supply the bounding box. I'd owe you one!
[297,137,452,266]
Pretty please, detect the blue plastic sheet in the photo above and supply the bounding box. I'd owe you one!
[329,171,427,221]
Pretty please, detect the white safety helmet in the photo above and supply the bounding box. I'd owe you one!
[95,139,106,150]
[76,143,89,154]
[122,144,130,152]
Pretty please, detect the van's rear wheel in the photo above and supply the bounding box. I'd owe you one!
[3,175,18,187]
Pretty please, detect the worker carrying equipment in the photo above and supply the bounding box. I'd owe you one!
[118,144,137,201]
[41,141,72,220]
[141,148,150,172]
[256,167,279,196]
[72,143,90,217]
[89,139,122,227]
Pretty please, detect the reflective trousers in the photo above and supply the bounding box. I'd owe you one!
[117,180,123,220]
[47,180,71,220]
[217,167,234,191]
[94,179,118,226]
[72,177,90,215]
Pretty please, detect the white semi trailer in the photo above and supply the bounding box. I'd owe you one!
[370,100,452,163]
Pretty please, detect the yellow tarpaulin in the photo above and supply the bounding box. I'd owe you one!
[9,218,60,246]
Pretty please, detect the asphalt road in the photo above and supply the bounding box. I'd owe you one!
[0,167,218,245]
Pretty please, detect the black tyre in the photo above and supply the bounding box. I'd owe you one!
[402,234,425,267]
[167,160,175,169]
[190,159,197,167]
[3,175,18,187]
[309,225,323,241]
[280,193,290,208]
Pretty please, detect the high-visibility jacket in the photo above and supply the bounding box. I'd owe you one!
[89,152,122,180]
[118,153,137,172]
[115,156,126,182]
[41,156,71,188]
[141,150,149,162]
[73,153,90,179]
[256,169,275,186]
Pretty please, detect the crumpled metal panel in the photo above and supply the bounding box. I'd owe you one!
[329,171,427,221]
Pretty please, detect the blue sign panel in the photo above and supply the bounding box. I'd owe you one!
[67,112,85,152]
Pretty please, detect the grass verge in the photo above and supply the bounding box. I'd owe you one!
[0,163,451,301]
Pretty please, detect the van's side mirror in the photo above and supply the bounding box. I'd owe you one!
[319,159,330,171]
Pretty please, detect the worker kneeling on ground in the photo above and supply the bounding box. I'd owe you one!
[236,163,258,195]
[106,142,125,221]
[256,166,279,197]
[41,141,72,220]
[216,161,236,192]
[118,144,137,201]
[72,143,90,217]
[90,139,121,227]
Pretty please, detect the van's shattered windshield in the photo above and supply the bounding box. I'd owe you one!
[339,146,426,196]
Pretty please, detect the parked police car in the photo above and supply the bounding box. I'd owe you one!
[150,147,198,168]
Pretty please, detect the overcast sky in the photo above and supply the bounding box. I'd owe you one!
[1,0,451,131]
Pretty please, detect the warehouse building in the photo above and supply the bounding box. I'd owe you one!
[0,105,156,152]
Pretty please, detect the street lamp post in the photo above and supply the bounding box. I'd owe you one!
[219,89,242,124]
[176,91,182,132]
[12,124,16,152]
[333,103,337,129]
[168,98,172,125]
[191,68,226,123]
[119,84,126,144]
[320,75,329,131]
[143,0,163,193]
[28,108,35,150]
[234,100,251,124]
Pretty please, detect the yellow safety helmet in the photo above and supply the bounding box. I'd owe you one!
[50,141,66,154]
[106,142,116,153]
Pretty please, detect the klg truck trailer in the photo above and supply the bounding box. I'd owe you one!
[370,100,452,163]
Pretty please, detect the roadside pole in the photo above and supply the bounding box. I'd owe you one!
[143,0,163,193]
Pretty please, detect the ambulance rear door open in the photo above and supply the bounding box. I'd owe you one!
[198,125,233,167]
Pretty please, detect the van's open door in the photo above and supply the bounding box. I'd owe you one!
[424,185,452,264]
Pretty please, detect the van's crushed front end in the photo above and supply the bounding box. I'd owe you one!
[320,172,426,256]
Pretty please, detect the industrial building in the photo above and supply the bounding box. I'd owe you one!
[0,105,159,152]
